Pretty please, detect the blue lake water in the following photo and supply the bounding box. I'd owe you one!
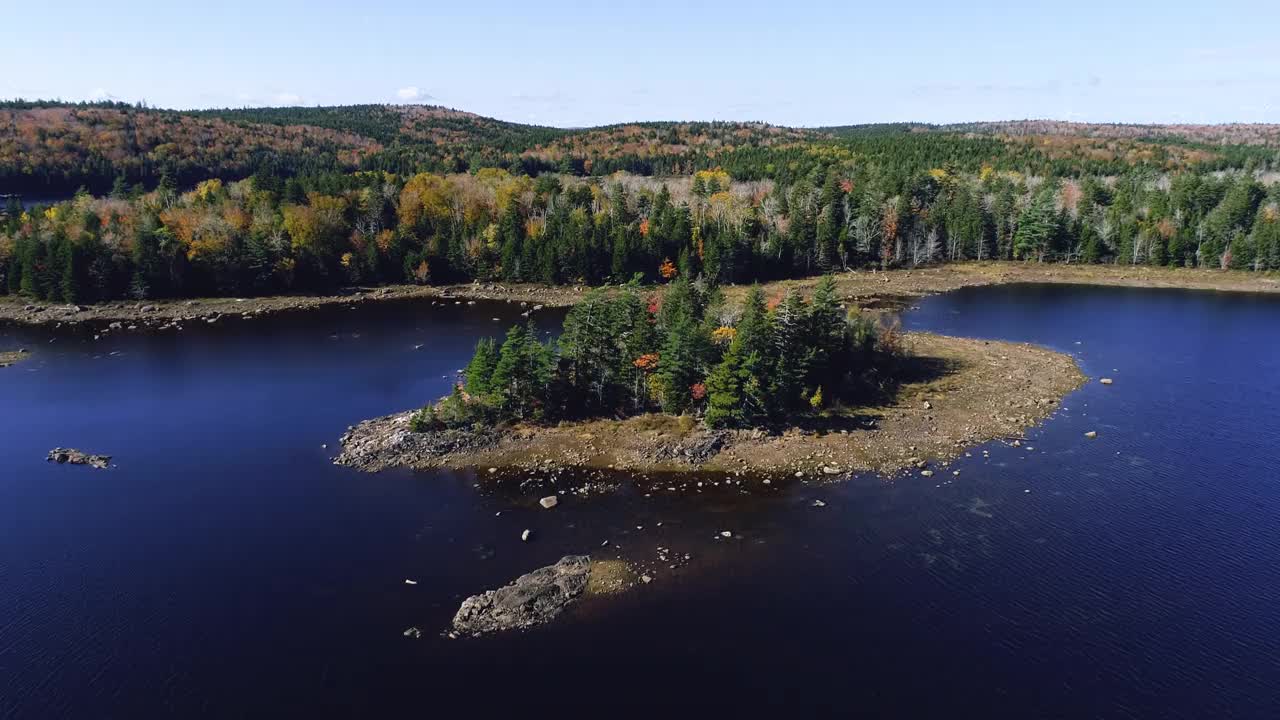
[1,284,1278,718]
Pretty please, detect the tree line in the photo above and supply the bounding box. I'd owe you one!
[3,161,1280,303]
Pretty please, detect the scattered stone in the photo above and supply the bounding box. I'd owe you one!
[451,555,592,636]
[920,469,934,477]
[521,529,532,542]
[0,349,31,368]
[641,575,653,584]
[404,579,418,585]
[46,448,111,469]
[812,499,827,508]
[1100,378,1114,385]
[403,627,422,639]
[1085,431,1098,439]
[652,430,728,465]
[719,531,732,538]
[538,495,559,509]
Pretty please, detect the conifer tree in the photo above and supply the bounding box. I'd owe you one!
[491,323,553,421]
[768,290,811,417]
[464,337,499,397]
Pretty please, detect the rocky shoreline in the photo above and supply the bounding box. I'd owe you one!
[336,332,1086,481]
[4,263,1275,331]
[0,282,584,330]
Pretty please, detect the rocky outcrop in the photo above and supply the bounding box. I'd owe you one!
[451,555,593,636]
[47,448,111,469]
[651,430,728,465]
[334,412,501,472]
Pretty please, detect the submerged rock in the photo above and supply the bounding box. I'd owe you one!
[0,349,29,368]
[46,448,111,469]
[452,555,592,636]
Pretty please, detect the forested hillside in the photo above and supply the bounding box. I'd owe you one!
[2,101,1279,304]
[0,102,381,194]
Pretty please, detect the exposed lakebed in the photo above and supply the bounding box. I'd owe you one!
[2,284,1279,718]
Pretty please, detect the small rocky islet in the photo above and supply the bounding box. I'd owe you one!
[46,447,112,469]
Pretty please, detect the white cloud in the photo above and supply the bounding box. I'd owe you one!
[88,87,116,102]
[274,92,302,105]
[395,86,432,102]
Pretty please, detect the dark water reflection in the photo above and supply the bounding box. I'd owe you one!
[2,284,1278,718]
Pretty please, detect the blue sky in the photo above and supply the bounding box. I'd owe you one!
[5,0,1277,127]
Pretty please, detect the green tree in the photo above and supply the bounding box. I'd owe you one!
[463,337,499,397]
[490,323,554,421]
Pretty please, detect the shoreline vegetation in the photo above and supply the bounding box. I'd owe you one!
[1,261,1276,329]
[336,272,1087,480]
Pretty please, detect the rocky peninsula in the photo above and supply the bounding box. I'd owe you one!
[337,331,1084,481]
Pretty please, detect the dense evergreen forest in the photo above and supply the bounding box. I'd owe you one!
[2,101,1280,304]
[417,276,888,431]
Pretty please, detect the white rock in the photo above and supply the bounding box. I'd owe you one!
[539,495,559,509]
[521,529,531,542]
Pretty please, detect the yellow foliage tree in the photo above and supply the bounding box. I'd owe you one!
[193,178,223,203]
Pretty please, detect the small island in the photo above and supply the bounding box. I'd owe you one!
[338,275,1085,479]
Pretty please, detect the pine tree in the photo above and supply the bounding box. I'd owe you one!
[704,341,748,428]
[768,290,810,418]
[1014,190,1059,261]
[464,338,499,397]
[491,323,553,421]
[806,275,847,393]
[655,278,708,415]
[557,289,629,415]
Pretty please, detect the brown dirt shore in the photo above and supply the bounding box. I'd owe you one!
[3,262,1276,329]
[336,332,1086,480]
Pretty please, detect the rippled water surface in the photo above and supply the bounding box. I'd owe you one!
[2,284,1278,718]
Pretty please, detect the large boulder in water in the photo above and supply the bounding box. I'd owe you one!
[452,555,592,636]
[47,448,111,469]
